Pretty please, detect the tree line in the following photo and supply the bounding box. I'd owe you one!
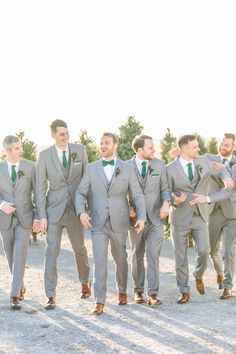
[0,116,223,162]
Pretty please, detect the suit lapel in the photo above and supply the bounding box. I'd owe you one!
[96,160,109,190]
[131,156,145,190]
[68,144,74,181]
[2,161,13,186]
[109,159,122,191]
[14,160,24,188]
[50,146,66,181]
[175,158,192,186]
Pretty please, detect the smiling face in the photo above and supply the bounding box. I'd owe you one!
[138,139,155,161]
[51,126,69,149]
[100,135,118,159]
[181,139,200,160]
[219,137,235,157]
[6,142,24,163]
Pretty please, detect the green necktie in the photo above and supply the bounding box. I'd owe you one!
[222,159,227,164]
[187,162,193,181]
[141,161,147,179]
[62,151,68,168]
[102,159,115,167]
[11,165,17,182]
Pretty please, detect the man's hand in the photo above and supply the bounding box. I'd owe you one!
[80,213,92,228]
[189,194,207,205]
[160,200,170,220]
[134,220,145,234]
[224,178,235,189]
[32,220,40,233]
[129,207,136,219]
[2,202,16,214]
[213,162,225,170]
[172,192,187,205]
[40,218,48,234]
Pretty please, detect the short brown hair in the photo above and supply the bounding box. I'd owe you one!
[50,119,67,133]
[177,135,196,149]
[132,134,153,152]
[102,132,119,144]
[223,133,235,142]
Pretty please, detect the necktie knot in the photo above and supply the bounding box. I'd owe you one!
[141,161,147,179]
[187,162,193,181]
[62,151,68,168]
[222,158,228,165]
[11,165,17,182]
[102,159,115,167]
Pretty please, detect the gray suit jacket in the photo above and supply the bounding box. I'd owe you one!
[206,153,236,218]
[75,158,146,232]
[0,159,37,230]
[36,143,88,223]
[128,156,170,226]
[208,164,236,219]
[167,155,230,226]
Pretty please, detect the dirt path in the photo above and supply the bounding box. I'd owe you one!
[0,231,235,354]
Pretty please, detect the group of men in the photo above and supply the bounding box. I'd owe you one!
[0,119,235,316]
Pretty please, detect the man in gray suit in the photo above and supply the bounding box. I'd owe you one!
[37,119,90,309]
[0,135,39,310]
[167,134,233,304]
[128,135,170,305]
[205,133,236,289]
[191,142,236,300]
[75,132,146,315]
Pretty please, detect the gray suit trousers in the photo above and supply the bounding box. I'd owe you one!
[130,220,163,296]
[44,206,89,298]
[1,216,31,297]
[171,215,210,294]
[209,208,236,289]
[91,219,128,304]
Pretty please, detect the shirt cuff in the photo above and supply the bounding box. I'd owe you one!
[206,196,211,203]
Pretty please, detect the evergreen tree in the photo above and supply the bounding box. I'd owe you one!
[194,133,207,155]
[16,131,37,161]
[117,116,143,160]
[76,130,100,162]
[207,137,218,154]
[160,128,177,164]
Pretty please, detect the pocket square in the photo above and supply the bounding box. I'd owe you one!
[151,173,159,177]
[74,160,82,165]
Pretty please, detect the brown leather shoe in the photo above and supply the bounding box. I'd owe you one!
[147,294,163,305]
[134,292,145,304]
[10,297,21,310]
[195,278,205,295]
[216,274,224,289]
[92,303,104,315]
[45,297,56,310]
[220,288,232,300]
[81,281,91,299]
[117,293,128,305]
[19,287,26,301]
[177,293,190,304]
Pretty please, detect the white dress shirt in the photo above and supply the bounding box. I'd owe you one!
[219,155,232,166]
[179,156,195,178]
[55,145,69,165]
[102,157,117,182]
[135,156,148,176]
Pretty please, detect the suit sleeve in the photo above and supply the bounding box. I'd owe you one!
[36,153,48,219]
[160,162,171,202]
[75,164,91,215]
[209,165,236,203]
[31,162,38,220]
[128,166,146,221]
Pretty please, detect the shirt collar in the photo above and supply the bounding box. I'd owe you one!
[220,155,232,162]
[55,145,69,153]
[7,160,20,168]
[135,156,149,165]
[179,156,193,166]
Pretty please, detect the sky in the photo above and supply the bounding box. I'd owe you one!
[0,1,236,148]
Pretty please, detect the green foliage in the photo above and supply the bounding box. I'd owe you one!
[194,133,207,155]
[76,130,100,162]
[117,116,143,160]
[160,128,177,164]
[206,137,218,154]
[17,131,38,161]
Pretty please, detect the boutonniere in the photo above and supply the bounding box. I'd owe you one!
[115,167,121,177]
[148,165,154,174]
[71,152,81,163]
[229,160,236,168]
[196,164,203,173]
[18,170,25,178]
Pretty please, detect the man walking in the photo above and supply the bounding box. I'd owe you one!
[37,119,90,309]
[128,134,170,305]
[0,135,39,310]
[76,132,146,315]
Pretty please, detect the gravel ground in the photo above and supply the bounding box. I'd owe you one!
[0,231,235,354]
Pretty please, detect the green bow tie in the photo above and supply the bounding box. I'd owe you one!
[102,159,115,167]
